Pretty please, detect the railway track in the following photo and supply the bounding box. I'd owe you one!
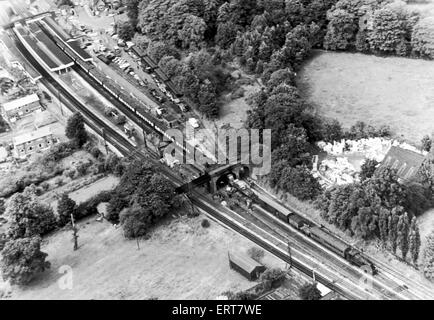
[10,17,434,299]
[248,182,434,300]
[9,31,367,299]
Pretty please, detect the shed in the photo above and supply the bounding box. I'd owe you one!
[228,252,266,281]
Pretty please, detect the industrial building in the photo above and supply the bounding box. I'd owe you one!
[2,93,41,122]
[228,252,266,281]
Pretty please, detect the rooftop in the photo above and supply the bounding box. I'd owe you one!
[380,146,426,180]
[13,126,52,146]
[3,93,40,112]
[228,251,264,274]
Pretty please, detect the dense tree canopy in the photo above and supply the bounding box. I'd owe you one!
[1,236,50,285]
[65,113,88,148]
[6,189,57,240]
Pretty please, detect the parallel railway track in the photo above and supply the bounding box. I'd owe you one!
[9,30,367,300]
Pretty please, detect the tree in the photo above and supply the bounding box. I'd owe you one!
[158,56,182,78]
[321,118,343,143]
[423,231,434,280]
[323,9,357,50]
[65,113,88,147]
[277,165,322,201]
[397,212,410,260]
[368,7,407,55]
[117,21,136,41]
[197,79,219,118]
[266,68,296,90]
[0,198,5,216]
[147,41,180,63]
[178,14,207,49]
[125,0,141,25]
[412,17,434,59]
[57,193,77,228]
[388,210,399,254]
[6,191,57,239]
[1,236,50,285]
[299,283,322,300]
[215,21,238,49]
[421,135,432,152]
[378,207,390,244]
[408,217,421,265]
[259,267,286,291]
[359,159,379,181]
[119,205,151,239]
[278,23,316,69]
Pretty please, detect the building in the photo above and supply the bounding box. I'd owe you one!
[13,127,55,158]
[228,252,266,281]
[379,146,426,181]
[2,93,41,122]
[13,23,74,74]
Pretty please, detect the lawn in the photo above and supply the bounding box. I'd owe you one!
[297,51,434,145]
[2,214,288,300]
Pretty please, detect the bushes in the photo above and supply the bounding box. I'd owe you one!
[57,193,77,228]
[201,218,210,228]
[75,190,113,220]
[344,121,391,140]
[40,141,76,168]
[299,283,322,300]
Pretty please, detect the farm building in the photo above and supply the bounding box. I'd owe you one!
[2,93,41,122]
[228,252,266,281]
[13,126,56,158]
[379,146,426,181]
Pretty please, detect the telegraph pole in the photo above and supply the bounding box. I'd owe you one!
[57,88,64,116]
[71,214,78,251]
[287,241,292,269]
[101,128,108,155]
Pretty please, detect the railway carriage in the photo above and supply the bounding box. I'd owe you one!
[305,226,351,259]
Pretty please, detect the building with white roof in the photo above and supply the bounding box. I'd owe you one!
[2,93,41,122]
[13,126,55,158]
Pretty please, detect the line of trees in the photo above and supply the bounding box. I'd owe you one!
[323,0,434,59]
[315,168,421,263]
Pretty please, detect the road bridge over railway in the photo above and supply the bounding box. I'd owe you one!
[176,162,252,194]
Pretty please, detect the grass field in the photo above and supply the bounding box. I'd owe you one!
[2,214,290,300]
[297,51,434,144]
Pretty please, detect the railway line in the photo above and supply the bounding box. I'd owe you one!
[247,181,434,300]
[7,9,434,299]
[8,30,369,300]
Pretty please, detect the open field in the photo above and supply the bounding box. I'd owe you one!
[297,51,434,144]
[2,214,294,300]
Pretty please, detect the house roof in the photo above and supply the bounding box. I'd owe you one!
[3,93,40,112]
[228,252,264,274]
[380,146,426,180]
[13,126,52,146]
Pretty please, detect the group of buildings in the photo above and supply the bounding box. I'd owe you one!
[314,137,430,187]
[1,93,56,159]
